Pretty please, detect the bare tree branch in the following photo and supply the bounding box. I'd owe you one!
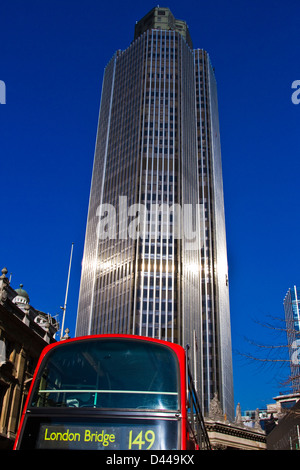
[235,314,300,392]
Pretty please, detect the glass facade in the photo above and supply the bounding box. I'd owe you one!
[76,7,234,420]
[284,286,300,392]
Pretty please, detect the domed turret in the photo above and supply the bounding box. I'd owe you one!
[13,284,30,309]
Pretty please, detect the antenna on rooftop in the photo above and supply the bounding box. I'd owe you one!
[60,242,74,339]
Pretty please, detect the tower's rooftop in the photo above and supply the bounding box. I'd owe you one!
[134,7,193,49]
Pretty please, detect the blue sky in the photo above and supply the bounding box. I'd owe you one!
[1,0,299,413]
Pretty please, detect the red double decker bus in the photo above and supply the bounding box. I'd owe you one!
[14,335,210,450]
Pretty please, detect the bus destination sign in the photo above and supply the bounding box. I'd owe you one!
[36,421,178,450]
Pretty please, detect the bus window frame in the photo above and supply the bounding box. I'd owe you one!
[28,335,183,412]
[14,335,188,450]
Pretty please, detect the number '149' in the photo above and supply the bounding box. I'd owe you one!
[128,430,155,449]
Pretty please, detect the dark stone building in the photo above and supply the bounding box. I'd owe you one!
[0,267,59,449]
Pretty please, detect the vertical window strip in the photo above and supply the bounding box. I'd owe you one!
[89,54,117,336]
[163,31,169,341]
[175,33,181,346]
[196,50,209,400]
[156,30,163,339]
[132,35,147,335]
[145,31,154,336]
[170,31,176,343]
[162,31,168,340]
[137,31,152,336]
[201,50,214,406]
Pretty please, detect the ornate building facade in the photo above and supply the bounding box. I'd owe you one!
[0,267,59,449]
[205,395,266,450]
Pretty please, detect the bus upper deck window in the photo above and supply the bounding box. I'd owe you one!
[30,338,180,411]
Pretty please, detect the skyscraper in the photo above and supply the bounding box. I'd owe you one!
[284,286,300,392]
[76,7,234,420]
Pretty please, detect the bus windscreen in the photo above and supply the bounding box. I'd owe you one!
[30,338,179,411]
